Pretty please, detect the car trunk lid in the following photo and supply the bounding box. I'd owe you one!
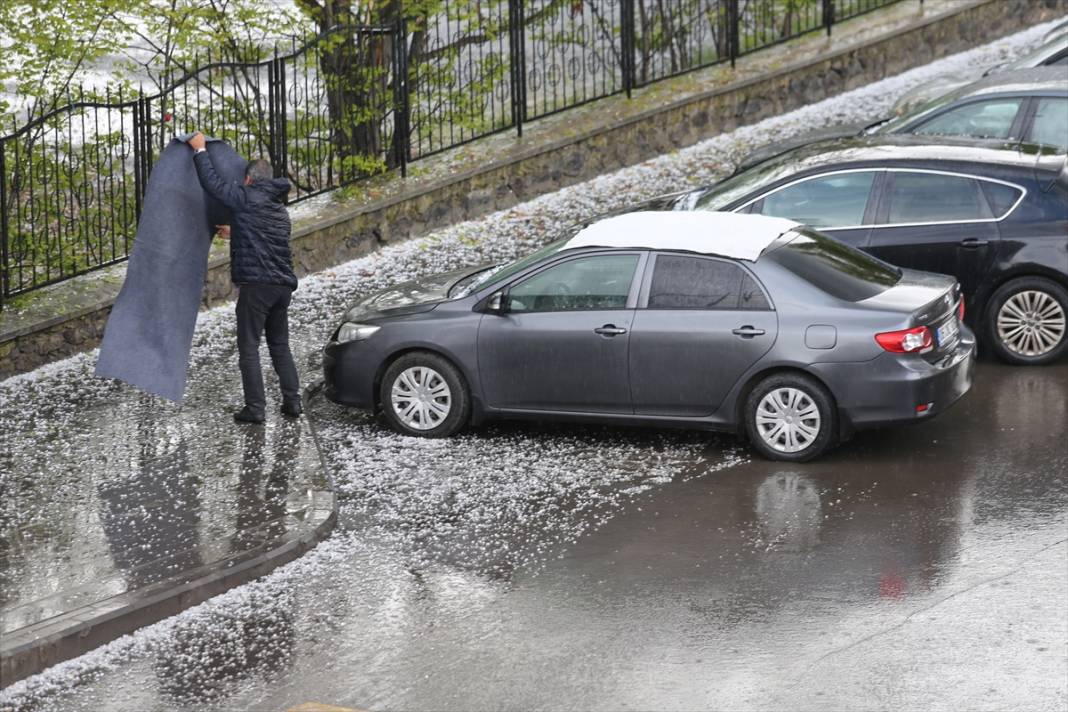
[861,269,963,362]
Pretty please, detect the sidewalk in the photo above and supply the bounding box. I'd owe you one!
[0,351,335,683]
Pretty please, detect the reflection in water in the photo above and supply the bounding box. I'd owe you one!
[754,472,822,552]
[982,363,1068,503]
[233,421,299,551]
[152,587,296,705]
[97,434,203,590]
[152,424,303,708]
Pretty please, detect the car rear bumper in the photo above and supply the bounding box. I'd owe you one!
[810,327,976,431]
[323,340,378,410]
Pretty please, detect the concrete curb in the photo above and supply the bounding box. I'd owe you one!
[0,387,338,688]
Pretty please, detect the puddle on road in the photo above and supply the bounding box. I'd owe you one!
[0,352,327,635]
[5,361,1065,712]
[0,395,748,712]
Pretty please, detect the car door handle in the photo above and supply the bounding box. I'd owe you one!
[732,326,766,338]
[960,238,989,249]
[594,325,628,336]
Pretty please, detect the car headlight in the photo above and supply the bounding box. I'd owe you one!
[336,322,380,343]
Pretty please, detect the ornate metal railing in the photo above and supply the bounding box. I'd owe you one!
[1,0,908,305]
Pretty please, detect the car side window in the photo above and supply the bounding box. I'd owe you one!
[507,254,639,313]
[979,181,1024,219]
[911,99,1023,140]
[647,255,770,310]
[1047,52,1068,67]
[884,172,992,224]
[751,171,877,228]
[1029,97,1068,150]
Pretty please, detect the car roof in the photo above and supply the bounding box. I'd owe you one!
[742,133,1065,177]
[947,67,1068,100]
[565,211,800,262]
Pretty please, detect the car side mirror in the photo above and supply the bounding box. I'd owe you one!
[485,290,508,315]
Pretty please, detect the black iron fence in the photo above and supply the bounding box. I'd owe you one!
[1,0,907,305]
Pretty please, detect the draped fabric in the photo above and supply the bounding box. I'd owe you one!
[95,136,247,402]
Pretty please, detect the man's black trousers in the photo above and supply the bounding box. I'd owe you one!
[235,284,300,416]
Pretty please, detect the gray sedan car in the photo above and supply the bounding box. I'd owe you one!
[323,212,975,461]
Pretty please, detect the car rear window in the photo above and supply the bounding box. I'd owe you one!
[766,228,901,302]
[648,255,770,310]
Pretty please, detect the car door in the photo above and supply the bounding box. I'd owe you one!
[628,253,777,417]
[477,252,643,413]
[866,170,1003,301]
[739,169,879,249]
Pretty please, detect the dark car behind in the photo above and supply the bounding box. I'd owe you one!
[739,68,1068,172]
[620,135,1068,364]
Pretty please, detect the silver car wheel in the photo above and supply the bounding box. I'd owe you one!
[755,387,821,454]
[390,366,452,431]
[997,290,1066,357]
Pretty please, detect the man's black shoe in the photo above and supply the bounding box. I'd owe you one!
[281,399,303,418]
[234,407,266,424]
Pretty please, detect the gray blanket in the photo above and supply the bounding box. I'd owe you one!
[95,136,246,402]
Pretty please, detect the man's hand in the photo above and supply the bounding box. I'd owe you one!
[215,224,231,240]
[189,132,206,151]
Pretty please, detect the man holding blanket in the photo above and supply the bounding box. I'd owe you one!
[188,132,301,423]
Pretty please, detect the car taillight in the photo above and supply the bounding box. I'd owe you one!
[875,326,933,353]
[957,296,965,321]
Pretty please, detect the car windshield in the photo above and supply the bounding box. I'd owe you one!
[693,161,796,211]
[766,228,901,302]
[449,238,571,297]
[872,92,958,135]
[1002,36,1068,72]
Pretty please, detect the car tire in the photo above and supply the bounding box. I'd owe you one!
[744,373,837,462]
[379,352,470,438]
[986,277,1068,366]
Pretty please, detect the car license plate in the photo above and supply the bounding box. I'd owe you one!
[937,318,960,346]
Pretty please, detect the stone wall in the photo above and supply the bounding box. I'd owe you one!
[0,319,106,375]
[2,0,1065,379]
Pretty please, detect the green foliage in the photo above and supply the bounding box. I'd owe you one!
[0,0,126,124]
[108,0,304,90]
[3,114,137,289]
[1,0,837,299]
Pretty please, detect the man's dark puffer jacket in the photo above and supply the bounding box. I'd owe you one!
[193,151,297,289]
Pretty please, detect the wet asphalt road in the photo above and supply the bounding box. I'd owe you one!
[11,358,1064,712]
[3,23,1066,707]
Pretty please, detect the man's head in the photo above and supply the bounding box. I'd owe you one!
[244,159,273,185]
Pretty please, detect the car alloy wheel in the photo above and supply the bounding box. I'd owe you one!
[754,387,822,454]
[389,366,452,430]
[996,290,1066,358]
